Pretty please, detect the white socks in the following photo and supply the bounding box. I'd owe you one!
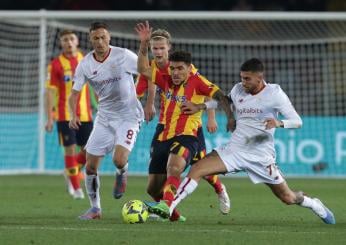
[85,174,101,209]
[299,196,327,218]
[169,177,198,215]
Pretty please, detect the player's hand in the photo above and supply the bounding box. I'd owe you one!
[207,118,218,133]
[45,119,54,132]
[135,21,152,43]
[226,118,236,132]
[264,118,282,129]
[69,117,81,130]
[181,101,200,114]
[144,102,156,123]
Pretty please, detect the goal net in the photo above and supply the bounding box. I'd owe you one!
[0,11,345,176]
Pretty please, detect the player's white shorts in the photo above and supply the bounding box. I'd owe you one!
[85,114,141,156]
[215,143,284,185]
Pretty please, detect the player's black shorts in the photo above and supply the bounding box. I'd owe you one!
[192,126,207,164]
[149,126,199,174]
[57,121,93,147]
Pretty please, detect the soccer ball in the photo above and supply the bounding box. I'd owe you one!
[122,200,149,224]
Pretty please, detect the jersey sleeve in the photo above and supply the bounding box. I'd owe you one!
[273,86,303,128]
[136,74,148,97]
[123,48,138,75]
[195,75,220,97]
[72,62,87,92]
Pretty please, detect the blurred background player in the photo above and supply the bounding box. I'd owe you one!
[69,22,143,220]
[136,21,234,221]
[45,29,93,199]
[157,58,335,225]
[135,26,231,217]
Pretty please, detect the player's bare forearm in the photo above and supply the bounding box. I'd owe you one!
[137,41,151,78]
[44,88,55,132]
[144,82,156,122]
[212,90,233,120]
[68,89,81,129]
[45,89,54,121]
[212,90,236,131]
[135,21,152,80]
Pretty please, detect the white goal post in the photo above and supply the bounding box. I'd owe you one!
[0,10,345,176]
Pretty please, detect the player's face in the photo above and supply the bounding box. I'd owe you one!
[89,28,111,54]
[240,71,264,94]
[169,61,191,85]
[150,39,170,66]
[60,34,79,55]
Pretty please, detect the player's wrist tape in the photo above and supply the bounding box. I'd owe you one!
[204,99,218,109]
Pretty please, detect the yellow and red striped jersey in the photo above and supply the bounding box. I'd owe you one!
[153,68,219,141]
[46,52,92,122]
[136,60,198,125]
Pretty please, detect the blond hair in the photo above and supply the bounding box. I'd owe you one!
[150,29,171,45]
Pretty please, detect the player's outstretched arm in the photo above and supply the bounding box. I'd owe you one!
[68,89,81,130]
[144,81,156,123]
[135,21,152,80]
[181,90,235,132]
[212,90,236,132]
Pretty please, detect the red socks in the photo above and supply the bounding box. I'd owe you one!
[65,155,80,190]
[204,175,223,194]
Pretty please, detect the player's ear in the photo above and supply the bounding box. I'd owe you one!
[257,72,263,81]
[187,64,192,73]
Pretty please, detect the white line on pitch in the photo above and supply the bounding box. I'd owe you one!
[0,225,336,235]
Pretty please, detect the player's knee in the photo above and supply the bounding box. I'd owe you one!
[166,165,182,176]
[85,163,97,175]
[113,154,128,167]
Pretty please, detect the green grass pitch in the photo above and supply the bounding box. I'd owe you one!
[0,175,345,245]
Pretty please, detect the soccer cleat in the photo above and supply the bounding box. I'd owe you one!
[78,207,101,220]
[73,188,85,199]
[113,171,127,199]
[170,214,187,222]
[312,198,336,224]
[218,184,231,214]
[144,200,170,219]
[178,215,186,222]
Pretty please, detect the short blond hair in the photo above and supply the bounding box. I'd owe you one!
[59,29,76,38]
[150,29,171,45]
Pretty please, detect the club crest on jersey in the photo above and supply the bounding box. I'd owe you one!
[92,70,97,75]
[63,75,71,82]
[239,98,244,103]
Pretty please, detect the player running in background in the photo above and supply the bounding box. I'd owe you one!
[136,21,235,222]
[152,58,336,225]
[136,26,231,217]
[45,29,93,200]
[69,22,144,220]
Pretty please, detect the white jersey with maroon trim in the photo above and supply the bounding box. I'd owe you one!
[73,45,144,121]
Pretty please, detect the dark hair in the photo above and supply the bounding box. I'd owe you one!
[240,58,264,73]
[89,22,109,32]
[59,29,76,38]
[169,51,192,65]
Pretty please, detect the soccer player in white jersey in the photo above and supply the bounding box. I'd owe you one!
[68,22,144,220]
[149,58,336,225]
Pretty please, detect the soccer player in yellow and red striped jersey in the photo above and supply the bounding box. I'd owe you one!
[136,22,234,221]
[45,30,93,200]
